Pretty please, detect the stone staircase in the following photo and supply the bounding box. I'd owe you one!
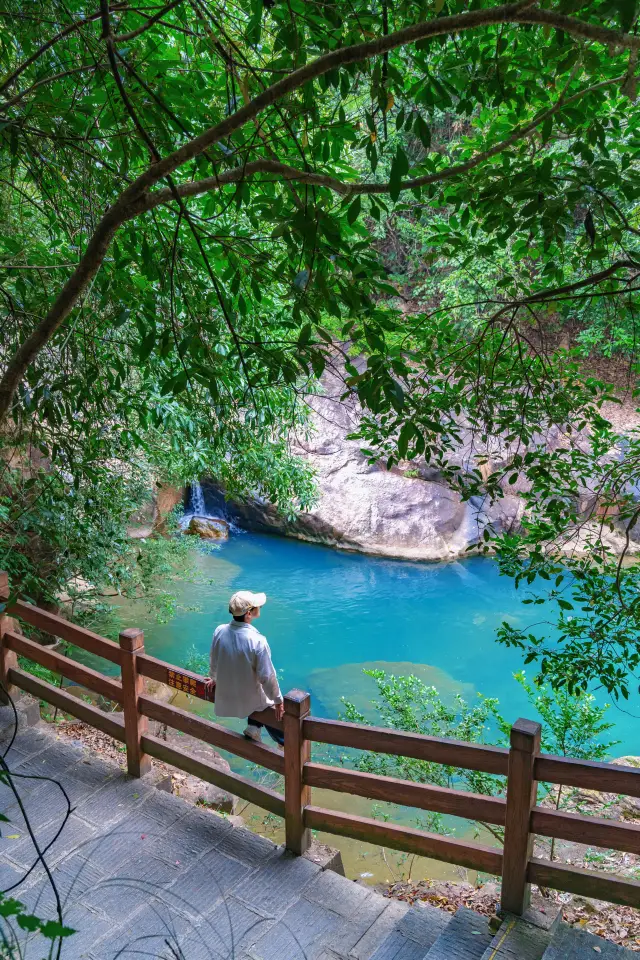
[361,901,636,960]
[0,703,636,960]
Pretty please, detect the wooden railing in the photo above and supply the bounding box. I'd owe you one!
[1,572,639,915]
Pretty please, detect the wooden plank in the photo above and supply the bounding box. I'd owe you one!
[304,718,508,775]
[303,762,506,826]
[501,718,541,916]
[0,572,17,704]
[4,630,123,703]
[531,807,640,856]
[304,806,503,875]
[8,599,122,665]
[136,653,213,699]
[140,733,285,817]
[284,690,311,855]
[119,629,151,778]
[535,754,640,799]
[8,667,126,742]
[136,652,283,730]
[250,706,284,731]
[138,694,285,775]
[527,858,640,909]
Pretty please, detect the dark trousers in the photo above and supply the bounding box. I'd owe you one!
[247,717,284,746]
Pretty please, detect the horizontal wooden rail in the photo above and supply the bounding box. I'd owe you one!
[304,805,503,875]
[8,667,126,742]
[527,857,640,909]
[8,600,122,665]
[535,754,640,798]
[137,652,202,687]
[304,762,506,826]
[531,806,640,856]
[136,652,284,731]
[304,717,509,775]
[139,695,285,775]
[140,733,285,817]
[4,631,123,704]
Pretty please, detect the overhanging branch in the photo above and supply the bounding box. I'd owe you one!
[1,0,638,427]
[137,72,623,213]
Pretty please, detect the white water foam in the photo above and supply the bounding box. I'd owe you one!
[180,480,240,534]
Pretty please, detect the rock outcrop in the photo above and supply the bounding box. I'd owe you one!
[185,515,229,540]
[207,368,524,561]
[205,367,640,562]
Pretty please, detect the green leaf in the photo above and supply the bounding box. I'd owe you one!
[138,330,156,362]
[39,921,76,940]
[398,421,414,459]
[347,195,362,225]
[389,147,409,202]
[615,0,637,31]
[414,114,431,149]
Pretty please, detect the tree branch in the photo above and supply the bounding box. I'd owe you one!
[0,4,126,96]
[1,0,636,426]
[113,0,185,42]
[0,63,100,111]
[137,73,623,212]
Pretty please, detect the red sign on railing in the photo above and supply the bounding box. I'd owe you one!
[166,668,214,701]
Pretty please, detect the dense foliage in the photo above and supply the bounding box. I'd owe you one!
[2,0,640,694]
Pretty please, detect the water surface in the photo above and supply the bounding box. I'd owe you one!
[115,531,636,751]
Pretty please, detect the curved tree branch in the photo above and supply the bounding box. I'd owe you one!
[136,71,623,214]
[0,63,100,111]
[1,0,637,426]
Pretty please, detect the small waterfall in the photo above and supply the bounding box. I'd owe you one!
[190,480,207,516]
[181,479,240,534]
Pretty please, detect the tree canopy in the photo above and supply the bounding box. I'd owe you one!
[3,0,640,695]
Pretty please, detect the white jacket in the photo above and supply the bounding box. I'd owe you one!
[209,620,283,718]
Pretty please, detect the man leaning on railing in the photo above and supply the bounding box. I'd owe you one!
[205,590,285,746]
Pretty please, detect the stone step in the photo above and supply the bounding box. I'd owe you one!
[542,923,637,959]
[367,901,450,960]
[424,907,492,960]
[479,915,553,960]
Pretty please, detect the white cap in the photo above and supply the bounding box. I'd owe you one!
[229,590,267,616]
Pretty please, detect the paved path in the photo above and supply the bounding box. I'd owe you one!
[0,708,445,960]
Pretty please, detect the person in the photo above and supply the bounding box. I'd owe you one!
[207,590,284,746]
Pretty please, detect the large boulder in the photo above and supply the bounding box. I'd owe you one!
[208,368,518,561]
[186,515,229,540]
[207,364,640,562]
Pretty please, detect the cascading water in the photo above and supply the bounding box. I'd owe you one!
[190,480,207,516]
[181,480,240,534]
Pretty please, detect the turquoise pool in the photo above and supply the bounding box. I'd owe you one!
[114,530,636,753]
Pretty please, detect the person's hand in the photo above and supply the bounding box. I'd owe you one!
[203,678,215,699]
[274,701,284,722]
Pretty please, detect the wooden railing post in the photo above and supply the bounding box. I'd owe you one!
[119,628,151,777]
[283,688,312,855]
[500,717,541,915]
[0,572,17,706]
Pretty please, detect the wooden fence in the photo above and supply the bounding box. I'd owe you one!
[1,572,639,915]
